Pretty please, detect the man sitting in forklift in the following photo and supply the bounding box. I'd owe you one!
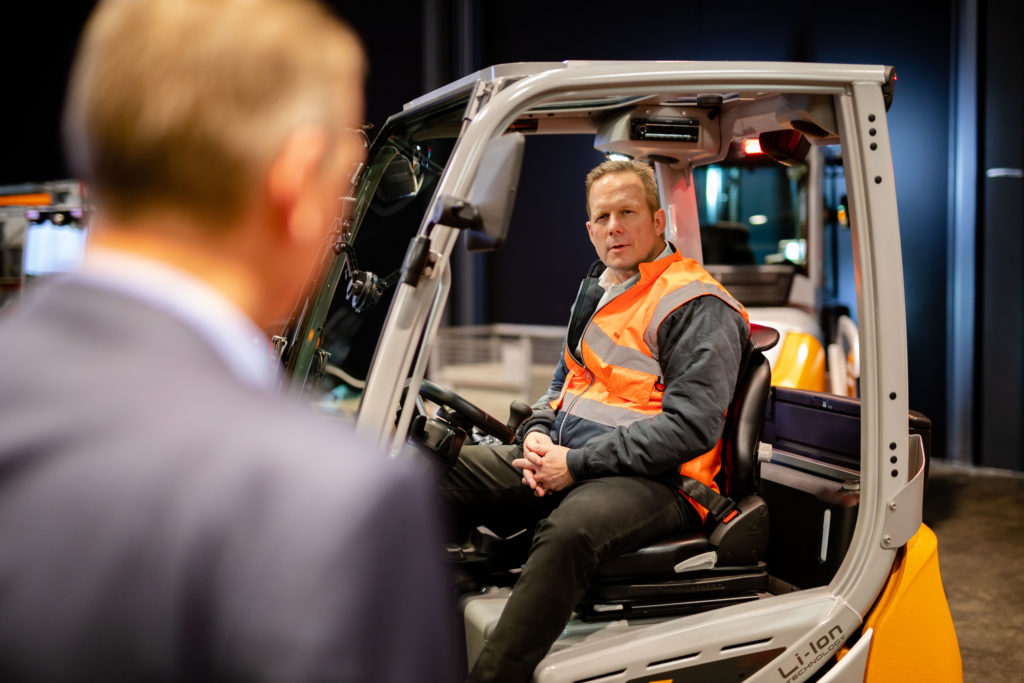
[443,159,751,683]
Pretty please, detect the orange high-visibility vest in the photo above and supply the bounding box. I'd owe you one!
[551,251,749,518]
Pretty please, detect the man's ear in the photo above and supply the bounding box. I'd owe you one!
[266,126,330,243]
[585,220,594,243]
[653,207,667,236]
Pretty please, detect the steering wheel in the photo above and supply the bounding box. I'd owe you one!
[417,379,531,445]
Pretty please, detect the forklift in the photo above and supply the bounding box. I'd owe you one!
[277,61,961,682]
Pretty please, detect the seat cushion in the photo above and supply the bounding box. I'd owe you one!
[593,532,711,580]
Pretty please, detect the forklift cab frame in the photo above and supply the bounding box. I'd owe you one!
[278,61,959,683]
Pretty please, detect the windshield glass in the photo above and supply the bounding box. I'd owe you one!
[693,142,809,273]
[282,101,464,415]
[319,137,451,408]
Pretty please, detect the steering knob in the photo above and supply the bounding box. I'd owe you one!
[346,270,384,313]
[506,401,532,432]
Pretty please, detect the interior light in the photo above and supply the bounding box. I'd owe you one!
[743,138,763,155]
[749,214,768,225]
[606,152,633,162]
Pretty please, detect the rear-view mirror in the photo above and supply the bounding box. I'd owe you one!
[376,154,422,204]
[465,133,524,252]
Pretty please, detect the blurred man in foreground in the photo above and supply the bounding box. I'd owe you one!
[0,1,456,680]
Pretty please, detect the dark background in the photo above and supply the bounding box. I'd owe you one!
[0,0,1020,471]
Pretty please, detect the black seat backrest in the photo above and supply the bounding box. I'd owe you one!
[719,324,778,499]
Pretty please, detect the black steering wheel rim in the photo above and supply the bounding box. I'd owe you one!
[417,379,516,444]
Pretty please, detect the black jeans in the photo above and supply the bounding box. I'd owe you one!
[442,443,700,683]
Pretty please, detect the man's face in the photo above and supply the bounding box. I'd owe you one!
[586,171,666,282]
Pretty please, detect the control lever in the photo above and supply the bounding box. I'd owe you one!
[506,400,532,433]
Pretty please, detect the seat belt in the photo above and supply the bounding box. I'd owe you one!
[679,476,740,524]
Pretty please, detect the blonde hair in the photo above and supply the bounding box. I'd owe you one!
[63,0,364,224]
[585,159,660,218]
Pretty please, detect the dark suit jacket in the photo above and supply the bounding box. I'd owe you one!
[0,277,457,682]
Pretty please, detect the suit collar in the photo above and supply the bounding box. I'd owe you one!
[73,249,279,391]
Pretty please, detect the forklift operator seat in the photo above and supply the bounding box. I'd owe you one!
[721,323,780,500]
[578,323,779,619]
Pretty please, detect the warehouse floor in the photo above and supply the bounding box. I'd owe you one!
[923,461,1024,682]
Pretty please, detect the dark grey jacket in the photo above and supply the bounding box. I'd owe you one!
[0,278,457,682]
[521,260,749,485]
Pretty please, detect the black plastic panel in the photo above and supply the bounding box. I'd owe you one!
[762,387,932,471]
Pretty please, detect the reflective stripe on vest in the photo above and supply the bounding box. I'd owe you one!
[551,251,749,519]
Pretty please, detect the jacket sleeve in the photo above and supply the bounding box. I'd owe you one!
[565,295,749,480]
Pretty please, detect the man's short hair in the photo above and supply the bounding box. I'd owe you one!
[63,0,365,225]
[585,159,660,218]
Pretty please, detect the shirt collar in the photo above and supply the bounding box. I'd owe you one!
[75,247,280,392]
